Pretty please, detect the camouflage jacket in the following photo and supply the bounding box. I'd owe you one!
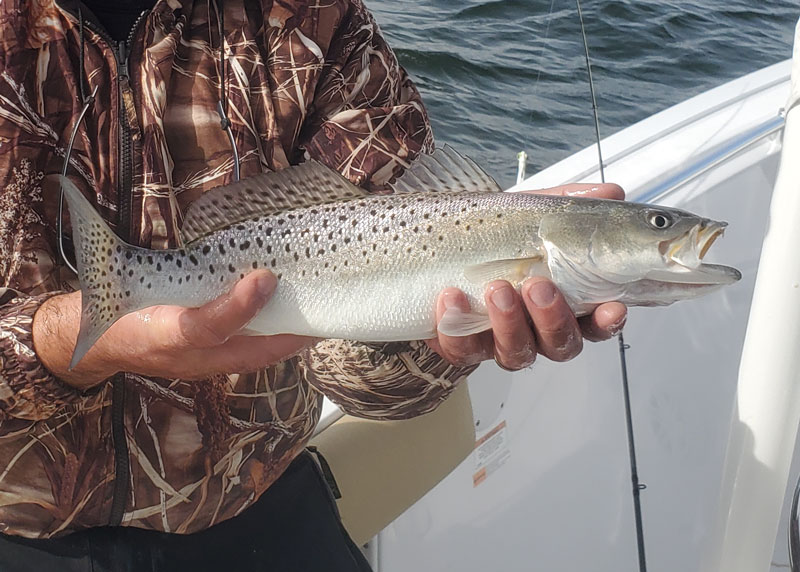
[0,0,471,538]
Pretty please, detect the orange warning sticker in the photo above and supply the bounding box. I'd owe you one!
[472,420,511,487]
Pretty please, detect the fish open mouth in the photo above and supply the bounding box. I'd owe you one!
[649,220,741,285]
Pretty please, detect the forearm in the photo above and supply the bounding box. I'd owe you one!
[32,291,116,390]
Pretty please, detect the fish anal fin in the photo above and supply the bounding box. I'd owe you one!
[464,256,547,287]
[437,307,492,337]
[181,161,368,243]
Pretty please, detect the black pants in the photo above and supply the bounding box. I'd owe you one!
[0,451,372,572]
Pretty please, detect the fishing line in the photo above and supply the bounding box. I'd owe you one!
[576,2,648,571]
[527,0,558,125]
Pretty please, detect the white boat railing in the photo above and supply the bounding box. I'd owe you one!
[709,18,800,572]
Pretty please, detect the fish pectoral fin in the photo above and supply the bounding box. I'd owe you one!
[464,256,546,287]
[437,307,492,337]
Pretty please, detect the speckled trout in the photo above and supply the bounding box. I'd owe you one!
[62,147,741,368]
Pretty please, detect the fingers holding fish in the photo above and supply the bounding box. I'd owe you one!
[578,302,627,342]
[484,281,537,371]
[527,182,625,200]
[429,289,493,366]
[520,278,583,363]
[174,270,277,348]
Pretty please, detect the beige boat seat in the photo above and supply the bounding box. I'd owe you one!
[309,382,475,545]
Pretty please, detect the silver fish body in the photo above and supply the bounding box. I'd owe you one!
[61,148,741,368]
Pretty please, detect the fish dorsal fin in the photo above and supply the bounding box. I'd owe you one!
[389,145,502,194]
[181,161,368,242]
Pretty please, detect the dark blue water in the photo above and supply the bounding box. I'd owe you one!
[368,0,797,187]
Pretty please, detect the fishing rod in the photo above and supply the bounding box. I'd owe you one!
[575,2,648,571]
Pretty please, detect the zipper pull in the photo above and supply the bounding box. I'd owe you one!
[116,41,129,80]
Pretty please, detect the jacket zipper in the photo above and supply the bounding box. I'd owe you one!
[77,8,150,527]
[109,12,151,527]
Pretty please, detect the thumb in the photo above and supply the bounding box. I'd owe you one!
[176,270,277,348]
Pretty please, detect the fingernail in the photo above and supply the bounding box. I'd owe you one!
[443,290,465,310]
[528,281,557,308]
[608,316,627,335]
[255,273,276,299]
[491,286,515,312]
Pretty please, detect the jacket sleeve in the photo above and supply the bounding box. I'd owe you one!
[298,0,476,420]
[0,72,88,428]
[0,289,85,426]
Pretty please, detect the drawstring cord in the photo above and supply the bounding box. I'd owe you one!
[59,2,242,273]
[213,0,240,182]
[58,7,96,274]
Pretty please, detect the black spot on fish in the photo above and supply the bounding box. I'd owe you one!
[169,275,173,282]
[229,238,236,248]
[252,261,258,269]
[202,245,211,255]
[285,244,291,253]
[219,244,226,255]
[176,259,182,268]
[228,264,236,273]
[239,241,250,251]
[156,263,162,271]
[147,255,153,264]
[271,259,277,267]
[256,237,263,247]
[209,264,215,274]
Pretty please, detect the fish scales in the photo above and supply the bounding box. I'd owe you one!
[107,191,562,340]
[61,147,740,368]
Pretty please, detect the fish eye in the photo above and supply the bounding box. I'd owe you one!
[647,211,673,229]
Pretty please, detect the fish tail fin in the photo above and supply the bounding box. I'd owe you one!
[60,176,145,370]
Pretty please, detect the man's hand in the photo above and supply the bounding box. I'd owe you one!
[33,270,314,390]
[426,183,628,370]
